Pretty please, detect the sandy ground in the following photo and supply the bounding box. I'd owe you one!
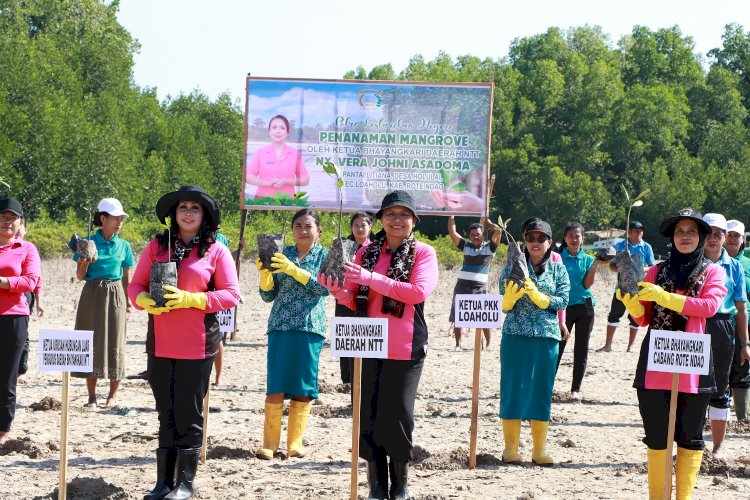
[2,257,750,500]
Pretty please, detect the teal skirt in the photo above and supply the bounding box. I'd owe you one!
[500,334,558,421]
[267,330,324,399]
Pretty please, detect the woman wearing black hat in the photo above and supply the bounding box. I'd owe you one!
[0,198,41,445]
[319,190,438,500]
[128,186,241,500]
[498,218,569,467]
[618,209,725,499]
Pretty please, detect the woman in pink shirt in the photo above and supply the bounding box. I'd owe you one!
[0,198,41,445]
[320,190,438,500]
[128,186,240,500]
[618,209,725,499]
[246,114,310,199]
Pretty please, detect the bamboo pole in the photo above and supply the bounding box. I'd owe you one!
[350,358,362,500]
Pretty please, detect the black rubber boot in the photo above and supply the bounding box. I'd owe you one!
[366,456,388,499]
[164,447,200,499]
[389,458,411,500]
[143,447,176,500]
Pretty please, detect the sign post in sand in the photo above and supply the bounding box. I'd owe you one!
[454,294,503,468]
[38,329,93,500]
[330,316,388,500]
[646,329,711,499]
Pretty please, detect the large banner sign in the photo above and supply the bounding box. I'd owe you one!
[242,77,493,216]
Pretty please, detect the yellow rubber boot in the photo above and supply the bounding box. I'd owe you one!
[256,402,283,460]
[530,420,553,466]
[646,448,669,500]
[501,419,522,463]
[675,447,703,500]
[287,400,312,458]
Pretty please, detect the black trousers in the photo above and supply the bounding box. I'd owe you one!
[360,357,424,462]
[340,357,354,384]
[730,329,750,389]
[147,355,213,449]
[707,314,735,410]
[0,315,28,432]
[637,389,710,450]
[557,304,595,392]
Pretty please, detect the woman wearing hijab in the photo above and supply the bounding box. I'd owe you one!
[319,190,438,500]
[0,198,41,445]
[618,209,725,499]
[128,186,240,500]
[499,219,569,466]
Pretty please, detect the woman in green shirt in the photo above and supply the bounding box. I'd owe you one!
[255,208,329,460]
[72,198,134,407]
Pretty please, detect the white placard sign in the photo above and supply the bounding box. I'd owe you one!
[646,329,711,375]
[330,317,388,359]
[453,294,503,328]
[38,329,93,373]
[217,308,235,333]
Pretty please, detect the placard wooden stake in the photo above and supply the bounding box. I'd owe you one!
[663,373,679,499]
[350,358,362,500]
[201,386,211,464]
[469,328,482,469]
[58,372,70,500]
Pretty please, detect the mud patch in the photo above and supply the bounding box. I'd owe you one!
[0,437,49,458]
[34,476,128,500]
[727,420,750,434]
[30,397,62,411]
[317,381,351,394]
[312,405,352,418]
[415,447,469,470]
[206,436,259,460]
[475,452,503,466]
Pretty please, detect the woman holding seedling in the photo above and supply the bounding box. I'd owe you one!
[499,218,569,467]
[128,185,240,500]
[72,198,133,408]
[246,114,310,199]
[255,208,330,461]
[620,209,725,499]
[319,190,438,500]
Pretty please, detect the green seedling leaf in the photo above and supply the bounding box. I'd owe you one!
[631,200,643,207]
[452,182,467,192]
[633,188,651,202]
[622,185,630,202]
[337,179,344,189]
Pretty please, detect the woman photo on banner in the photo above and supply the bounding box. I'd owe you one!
[245,114,310,199]
[72,198,134,408]
[319,190,439,500]
[255,209,329,461]
[128,185,240,500]
[336,212,373,387]
[555,222,608,399]
[621,209,725,499]
[499,219,569,467]
[0,198,41,445]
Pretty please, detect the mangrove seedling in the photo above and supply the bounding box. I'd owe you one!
[616,187,650,296]
[256,192,308,271]
[150,216,178,307]
[319,161,357,281]
[498,215,528,286]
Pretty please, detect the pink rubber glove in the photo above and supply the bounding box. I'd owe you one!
[342,262,373,286]
[317,273,342,294]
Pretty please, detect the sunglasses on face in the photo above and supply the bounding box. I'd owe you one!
[524,235,549,244]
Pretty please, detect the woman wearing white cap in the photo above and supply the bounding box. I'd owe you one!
[72,198,134,407]
[702,213,747,457]
[724,219,750,421]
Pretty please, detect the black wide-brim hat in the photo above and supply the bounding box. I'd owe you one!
[375,190,420,222]
[155,185,220,229]
[0,198,23,217]
[658,208,711,237]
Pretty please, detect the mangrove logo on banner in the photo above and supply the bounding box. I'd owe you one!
[358,88,383,110]
[242,77,493,216]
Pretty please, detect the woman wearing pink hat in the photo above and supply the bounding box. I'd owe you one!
[72,198,134,407]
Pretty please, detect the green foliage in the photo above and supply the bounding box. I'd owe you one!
[244,192,309,207]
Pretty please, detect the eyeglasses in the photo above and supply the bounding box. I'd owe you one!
[383,212,413,222]
[0,215,20,223]
[525,235,549,244]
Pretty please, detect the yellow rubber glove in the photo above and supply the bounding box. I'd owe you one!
[615,288,645,318]
[271,252,311,286]
[524,278,551,309]
[502,280,525,312]
[256,258,275,292]
[162,285,207,310]
[637,281,686,313]
[135,292,171,316]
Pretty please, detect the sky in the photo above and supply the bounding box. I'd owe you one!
[115,0,749,104]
